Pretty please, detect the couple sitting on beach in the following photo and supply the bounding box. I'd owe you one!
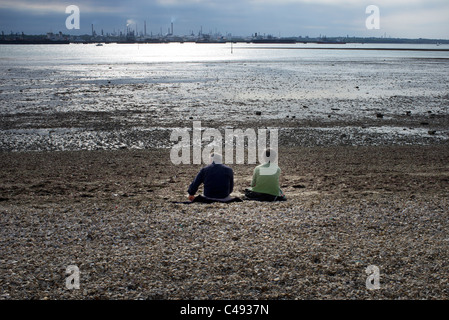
[187,149,286,203]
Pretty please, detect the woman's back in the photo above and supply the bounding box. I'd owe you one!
[250,162,281,197]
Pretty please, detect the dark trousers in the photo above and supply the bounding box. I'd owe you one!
[244,189,287,202]
[192,195,243,203]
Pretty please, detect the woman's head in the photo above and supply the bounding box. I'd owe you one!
[262,148,277,163]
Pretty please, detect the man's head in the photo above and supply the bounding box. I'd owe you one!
[210,152,223,164]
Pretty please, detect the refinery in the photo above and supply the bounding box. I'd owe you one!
[1,20,448,45]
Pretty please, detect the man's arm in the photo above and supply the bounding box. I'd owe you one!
[229,169,234,194]
[188,168,205,196]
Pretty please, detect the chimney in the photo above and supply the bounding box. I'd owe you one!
[171,22,173,35]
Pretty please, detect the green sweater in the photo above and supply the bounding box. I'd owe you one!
[250,162,282,196]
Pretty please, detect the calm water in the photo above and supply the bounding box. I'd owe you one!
[1,42,448,65]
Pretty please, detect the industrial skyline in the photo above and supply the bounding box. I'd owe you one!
[2,17,448,44]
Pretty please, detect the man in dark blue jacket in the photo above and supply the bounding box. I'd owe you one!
[188,153,240,203]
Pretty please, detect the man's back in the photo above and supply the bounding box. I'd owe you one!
[188,163,234,199]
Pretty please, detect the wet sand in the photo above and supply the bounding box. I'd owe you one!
[1,145,448,299]
[1,55,449,151]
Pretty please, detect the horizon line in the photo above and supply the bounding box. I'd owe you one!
[2,31,449,42]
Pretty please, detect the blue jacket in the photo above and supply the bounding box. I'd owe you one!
[188,163,234,199]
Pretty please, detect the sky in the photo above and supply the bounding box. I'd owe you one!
[0,0,448,39]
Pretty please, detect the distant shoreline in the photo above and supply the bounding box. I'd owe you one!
[1,40,449,52]
[242,46,449,52]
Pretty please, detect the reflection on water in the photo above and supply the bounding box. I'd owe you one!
[1,43,448,65]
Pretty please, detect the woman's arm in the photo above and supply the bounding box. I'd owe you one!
[250,167,258,188]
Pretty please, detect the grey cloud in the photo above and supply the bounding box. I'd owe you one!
[0,0,448,38]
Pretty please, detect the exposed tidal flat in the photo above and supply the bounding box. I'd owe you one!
[1,43,449,151]
[0,44,449,300]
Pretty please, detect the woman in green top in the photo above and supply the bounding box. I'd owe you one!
[244,148,286,201]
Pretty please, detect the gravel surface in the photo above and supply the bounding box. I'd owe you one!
[1,146,448,300]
